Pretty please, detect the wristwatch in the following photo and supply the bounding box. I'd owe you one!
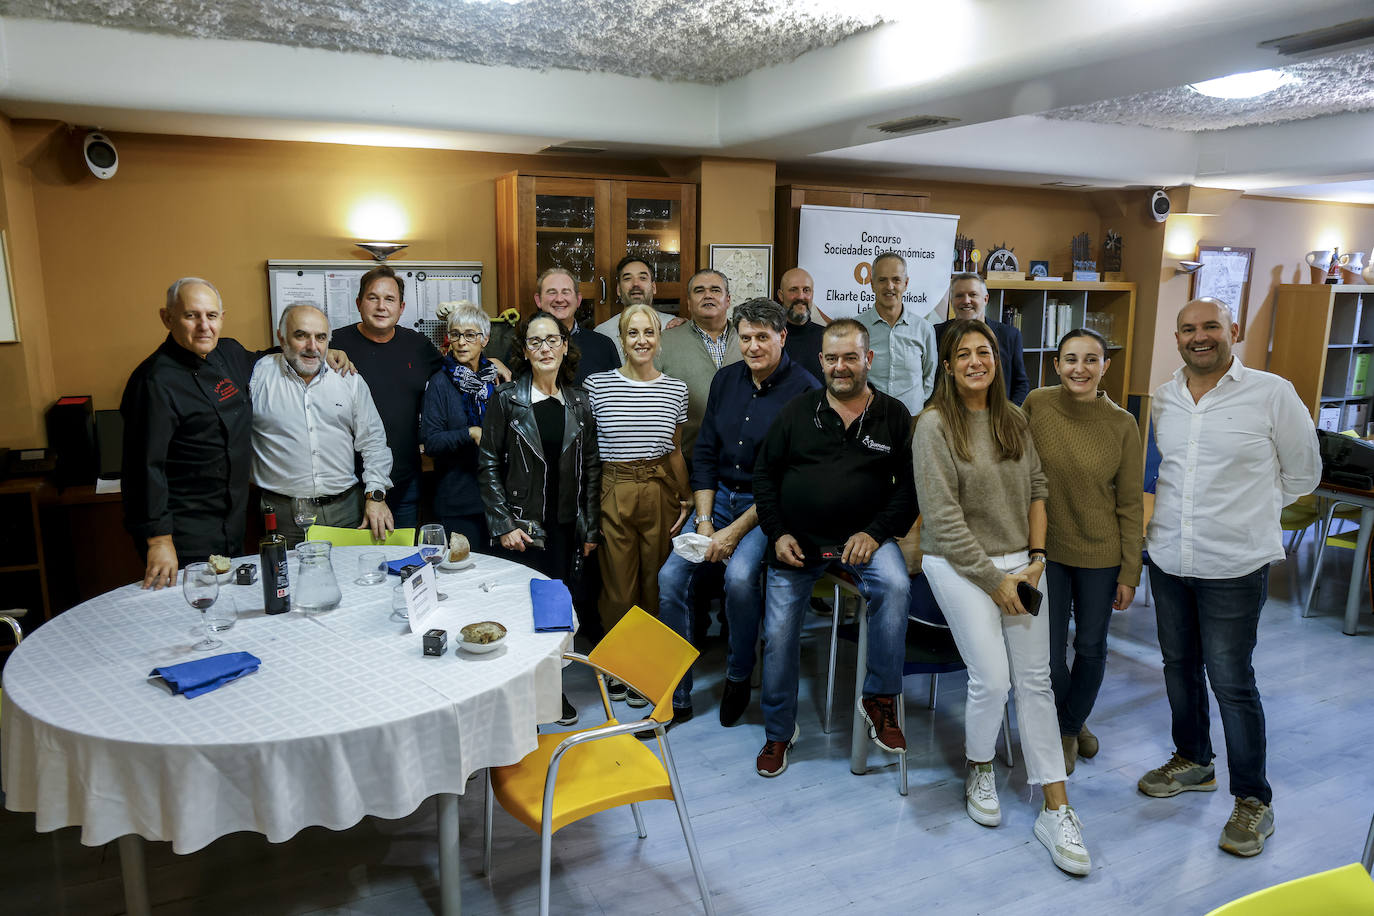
[365,488,387,502]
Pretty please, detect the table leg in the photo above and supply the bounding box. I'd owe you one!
[117,834,151,916]
[438,792,461,916]
[1343,507,1374,636]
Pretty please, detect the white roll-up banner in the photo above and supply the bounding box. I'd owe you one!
[797,205,960,323]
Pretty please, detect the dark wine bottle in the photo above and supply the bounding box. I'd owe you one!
[260,512,290,615]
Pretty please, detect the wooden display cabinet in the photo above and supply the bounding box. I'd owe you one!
[982,280,1137,406]
[1270,284,1374,430]
[495,171,697,326]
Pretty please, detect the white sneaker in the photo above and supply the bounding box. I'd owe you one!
[1035,804,1091,876]
[965,763,1001,827]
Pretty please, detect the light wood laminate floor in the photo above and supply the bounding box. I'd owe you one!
[4,539,1372,915]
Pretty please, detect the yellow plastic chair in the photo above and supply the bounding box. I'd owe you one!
[1205,863,1374,914]
[482,605,714,916]
[303,525,415,547]
[1280,494,1322,554]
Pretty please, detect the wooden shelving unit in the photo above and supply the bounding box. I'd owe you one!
[0,478,52,645]
[983,280,1137,406]
[1270,284,1374,430]
[495,171,697,327]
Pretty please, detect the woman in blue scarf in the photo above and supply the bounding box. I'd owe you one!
[421,301,501,550]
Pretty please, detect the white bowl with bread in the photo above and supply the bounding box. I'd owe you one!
[438,533,475,571]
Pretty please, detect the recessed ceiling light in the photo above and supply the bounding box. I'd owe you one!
[1188,69,1295,99]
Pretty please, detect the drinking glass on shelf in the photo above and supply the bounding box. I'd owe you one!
[418,523,449,601]
[183,562,223,651]
[292,496,319,545]
[550,240,569,268]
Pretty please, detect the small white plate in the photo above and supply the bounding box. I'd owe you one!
[439,557,476,572]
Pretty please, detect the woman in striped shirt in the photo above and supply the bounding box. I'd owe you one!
[585,303,692,652]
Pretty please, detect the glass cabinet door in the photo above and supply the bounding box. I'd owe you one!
[611,181,696,314]
[534,192,598,285]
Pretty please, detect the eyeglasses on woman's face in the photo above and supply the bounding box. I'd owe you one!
[525,334,567,351]
[449,328,485,343]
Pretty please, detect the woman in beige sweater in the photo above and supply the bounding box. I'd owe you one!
[1022,328,1143,775]
[914,318,1090,877]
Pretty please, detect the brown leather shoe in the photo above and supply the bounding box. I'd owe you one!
[1076,723,1099,758]
[860,696,907,753]
[756,723,800,777]
[1062,735,1078,775]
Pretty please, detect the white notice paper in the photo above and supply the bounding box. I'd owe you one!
[405,562,440,634]
[274,272,326,313]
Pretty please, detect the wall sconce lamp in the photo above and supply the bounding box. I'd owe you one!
[356,242,408,261]
[1175,260,1204,275]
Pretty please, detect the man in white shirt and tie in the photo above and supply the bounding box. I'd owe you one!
[251,303,395,544]
[1137,298,1320,858]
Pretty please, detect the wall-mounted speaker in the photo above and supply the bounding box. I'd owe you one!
[83,131,118,180]
[1150,189,1171,223]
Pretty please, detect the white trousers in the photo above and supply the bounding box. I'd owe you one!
[924,552,1068,786]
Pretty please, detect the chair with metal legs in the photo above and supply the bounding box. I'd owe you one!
[829,571,1014,796]
[481,606,714,916]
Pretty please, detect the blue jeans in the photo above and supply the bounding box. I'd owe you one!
[658,487,766,708]
[761,540,909,742]
[1149,562,1271,803]
[390,474,421,529]
[1046,562,1120,737]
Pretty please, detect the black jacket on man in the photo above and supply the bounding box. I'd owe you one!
[476,374,601,545]
[120,334,256,562]
[753,385,918,567]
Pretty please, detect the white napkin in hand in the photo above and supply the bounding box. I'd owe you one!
[671,532,713,564]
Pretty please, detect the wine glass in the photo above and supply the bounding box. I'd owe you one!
[419,523,449,601]
[292,496,319,546]
[183,562,222,651]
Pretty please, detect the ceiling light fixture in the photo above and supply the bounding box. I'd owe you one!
[1175,260,1204,275]
[1188,69,1294,99]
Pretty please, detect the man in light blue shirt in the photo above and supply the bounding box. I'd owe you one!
[856,252,938,415]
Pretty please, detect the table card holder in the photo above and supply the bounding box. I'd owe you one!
[405,562,440,634]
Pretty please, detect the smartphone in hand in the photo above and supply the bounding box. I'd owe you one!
[1016,580,1043,616]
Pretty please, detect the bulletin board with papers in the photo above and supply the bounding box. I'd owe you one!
[266,260,484,350]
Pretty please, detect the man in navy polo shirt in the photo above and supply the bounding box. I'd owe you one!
[657,298,819,727]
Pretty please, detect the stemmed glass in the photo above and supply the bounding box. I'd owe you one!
[292,496,319,546]
[183,562,222,651]
[419,523,449,601]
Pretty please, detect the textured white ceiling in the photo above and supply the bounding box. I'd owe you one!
[0,0,888,84]
[1045,48,1374,132]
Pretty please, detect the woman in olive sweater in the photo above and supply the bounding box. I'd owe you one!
[914,318,1090,877]
[1022,327,1143,774]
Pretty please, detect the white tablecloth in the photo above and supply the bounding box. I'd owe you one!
[1,548,571,854]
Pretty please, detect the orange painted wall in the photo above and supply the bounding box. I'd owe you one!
[697,157,775,267]
[21,129,666,415]
[1147,195,1374,391]
[0,117,57,448]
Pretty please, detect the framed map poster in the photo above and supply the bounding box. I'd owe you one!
[709,243,773,303]
[1192,245,1254,342]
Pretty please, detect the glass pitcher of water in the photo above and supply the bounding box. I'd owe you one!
[294,540,342,613]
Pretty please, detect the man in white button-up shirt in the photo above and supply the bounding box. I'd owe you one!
[1138,298,1319,859]
[251,303,394,544]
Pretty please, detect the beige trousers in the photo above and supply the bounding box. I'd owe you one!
[597,456,680,632]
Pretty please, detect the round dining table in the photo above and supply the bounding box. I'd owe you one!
[1,546,573,916]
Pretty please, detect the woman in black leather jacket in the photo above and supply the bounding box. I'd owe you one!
[477,313,601,584]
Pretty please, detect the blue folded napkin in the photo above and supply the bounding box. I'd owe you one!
[530,578,575,632]
[387,553,425,575]
[150,651,261,698]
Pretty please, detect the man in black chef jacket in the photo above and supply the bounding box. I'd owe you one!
[122,278,258,589]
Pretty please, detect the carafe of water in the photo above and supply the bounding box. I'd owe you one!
[294,540,342,612]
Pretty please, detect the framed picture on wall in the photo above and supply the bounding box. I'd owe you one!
[0,230,18,343]
[1192,245,1254,342]
[709,243,772,303]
